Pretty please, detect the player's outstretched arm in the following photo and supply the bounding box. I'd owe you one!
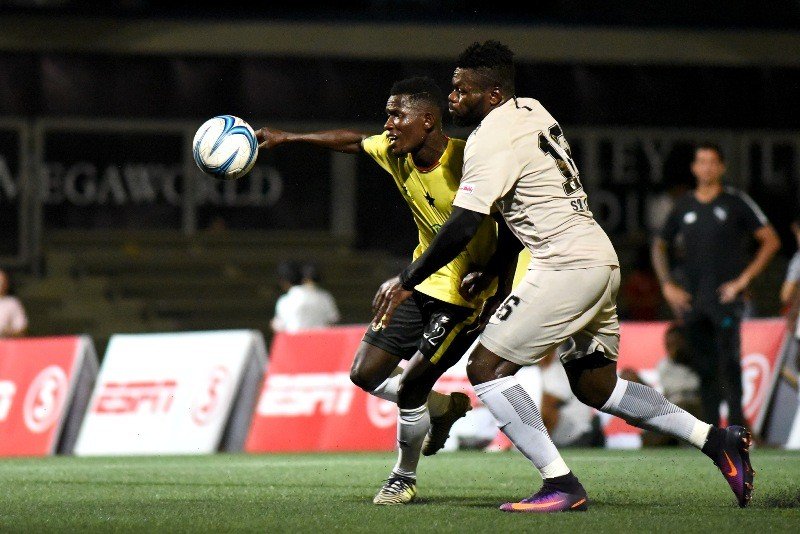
[254,126,369,154]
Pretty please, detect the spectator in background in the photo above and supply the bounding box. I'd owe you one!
[538,350,604,448]
[781,218,800,336]
[643,324,702,447]
[271,261,340,333]
[0,269,28,338]
[651,142,780,427]
[301,261,340,321]
[620,245,662,320]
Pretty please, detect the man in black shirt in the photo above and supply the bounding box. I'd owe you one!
[651,142,780,427]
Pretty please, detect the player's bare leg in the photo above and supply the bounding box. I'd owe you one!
[467,343,588,513]
[561,340,754,508]
[373,352,470,505]
[350,341,451,411]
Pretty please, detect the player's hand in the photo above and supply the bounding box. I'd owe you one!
[459,271,495,302]
[662,281,692,318]
[371,279,412,330]
[718,277,748,304]
[372,276,401,311]
[254,127,285,150]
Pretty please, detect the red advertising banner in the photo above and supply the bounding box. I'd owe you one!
[246,319,787,453]
[245,326,396,452]
[0,336,92,457]
[608,319,787,439]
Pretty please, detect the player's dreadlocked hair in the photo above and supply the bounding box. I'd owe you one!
[389,76,444,114]
[455,40,515,94]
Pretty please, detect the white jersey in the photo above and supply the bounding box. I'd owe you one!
[273,284,340,333]
[453,97,618,270]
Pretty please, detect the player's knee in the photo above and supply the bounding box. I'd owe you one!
[573,386,610,410]
[349,366,381,392]
[466,359,495,385]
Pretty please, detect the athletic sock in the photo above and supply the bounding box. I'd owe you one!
[474,376,571,479]
[370,366,403,403]
[369,366,451,417]
[701,425,725,459]
[392,404,430,479]
[542,472,583,493]
[601,378,712,449]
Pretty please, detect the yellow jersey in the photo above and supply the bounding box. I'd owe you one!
[362,132,497,308]
[513,247,533,288]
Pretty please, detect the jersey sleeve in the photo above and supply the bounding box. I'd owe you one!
[361,133,400,175]
[452,130,518,214]
[733,190,769,233]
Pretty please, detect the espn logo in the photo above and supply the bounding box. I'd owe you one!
[93,380,177,415]
[0,380,15,421]
[256,373,354,417]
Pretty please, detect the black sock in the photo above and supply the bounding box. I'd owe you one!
[543,471,581,492]
[701,425,725,459]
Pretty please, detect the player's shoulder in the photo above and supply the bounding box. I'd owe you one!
[362,131,389,148]
[722,185,756,205]
[723,186,766,214]
[665,191,695,215]
[361,131,397,158]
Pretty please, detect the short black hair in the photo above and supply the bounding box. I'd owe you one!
[302,262,320,283]
[389,76,444,113]
[695,141,725,163]
[455,40,515,93]
[276,260,303,286]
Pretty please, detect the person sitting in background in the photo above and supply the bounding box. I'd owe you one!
[271,261,340,333]
[0,269,28,338]
[643,324,702,446]
[539,350,604,448]
[300,261,340,325]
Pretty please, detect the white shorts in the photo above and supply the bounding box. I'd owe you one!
[480,265,620,366]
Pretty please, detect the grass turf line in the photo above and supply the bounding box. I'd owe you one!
[0,449,798,532]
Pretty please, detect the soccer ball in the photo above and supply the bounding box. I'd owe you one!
[192,115,259,180]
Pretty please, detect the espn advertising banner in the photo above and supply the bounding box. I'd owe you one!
[247,319,786,452]
[244,326,536,453]
[0,336,98,457]
[245,326,392,452]
[74,330,266,456]
[606,318,787,445]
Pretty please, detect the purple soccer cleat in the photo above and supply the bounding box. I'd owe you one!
[499,484,589,513]
[712,425,755,508]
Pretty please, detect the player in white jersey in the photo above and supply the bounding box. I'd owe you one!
[373,41,754,512]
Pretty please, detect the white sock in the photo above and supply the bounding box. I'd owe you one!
[370,367,403,403]
[370,366,451,417]
[475,376,570,479]
[392,405,430,479]
[601,378,711,449]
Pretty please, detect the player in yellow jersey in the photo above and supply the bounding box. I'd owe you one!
[254,77,517,505]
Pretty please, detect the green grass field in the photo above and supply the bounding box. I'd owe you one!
[1,449,798,532]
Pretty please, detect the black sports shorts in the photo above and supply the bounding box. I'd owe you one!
[363,291,479,367]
